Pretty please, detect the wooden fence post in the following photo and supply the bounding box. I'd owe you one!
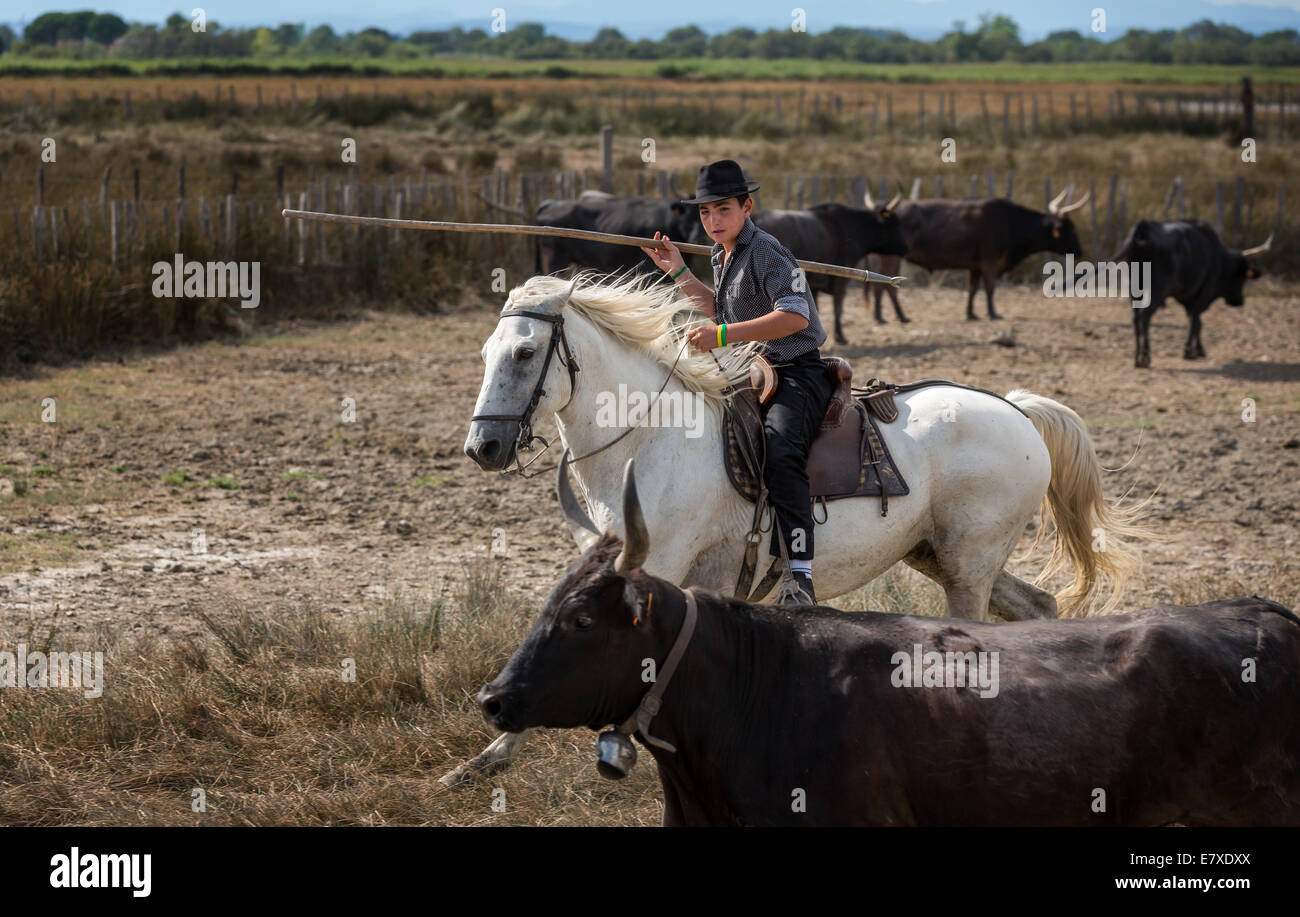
[32,206,44,261]
[109,200,118,269]
[1088,176,1098,252]
[600,124,614,193]
[1274,185,1285,243]
[1099,174,1114,252]
[1233,176,1245,244]
[1242,76,1255,139]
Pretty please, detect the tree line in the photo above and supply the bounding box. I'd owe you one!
[3,11,1300,66]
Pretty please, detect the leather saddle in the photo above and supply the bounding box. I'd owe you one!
[723,356,909,517]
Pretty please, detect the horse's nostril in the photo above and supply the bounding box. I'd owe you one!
[482,696,502,717]
[480,440,500,461]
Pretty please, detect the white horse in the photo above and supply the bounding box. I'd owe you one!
[449,272,1150,784]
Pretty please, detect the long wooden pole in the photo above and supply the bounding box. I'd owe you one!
[281,209,905,286]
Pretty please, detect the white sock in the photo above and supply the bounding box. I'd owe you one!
[789,560,812,577]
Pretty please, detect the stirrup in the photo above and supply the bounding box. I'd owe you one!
[776,573,815,607]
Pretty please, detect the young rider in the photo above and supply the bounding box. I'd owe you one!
[641,159,832,606]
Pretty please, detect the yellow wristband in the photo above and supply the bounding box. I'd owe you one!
[717,324,723,348]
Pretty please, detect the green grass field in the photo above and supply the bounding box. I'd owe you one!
[3,55,1300,84]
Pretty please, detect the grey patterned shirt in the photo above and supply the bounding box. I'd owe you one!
[710,217,826,362]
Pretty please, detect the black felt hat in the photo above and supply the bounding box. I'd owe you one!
[678,159,760,205]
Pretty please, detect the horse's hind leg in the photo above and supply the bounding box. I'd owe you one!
[989,571,1058,620]
[439,729,534,787]
[901,542,992,620]
[903,541,1044,621]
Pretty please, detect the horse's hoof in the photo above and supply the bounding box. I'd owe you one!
[438,765,474,788]
[988,312,1003,321]
[898,316,911,324]
[438,756,508,788]
[835,334,848,345]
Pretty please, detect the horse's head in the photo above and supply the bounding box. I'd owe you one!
[465,278,580,471]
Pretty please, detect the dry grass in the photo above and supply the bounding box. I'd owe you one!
[4,552,1294,825]
[0,555,665,825]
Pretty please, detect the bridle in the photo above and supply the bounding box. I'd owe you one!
[470,308,581,477]
[472,301,700,478]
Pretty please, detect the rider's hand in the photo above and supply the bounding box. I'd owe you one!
[641,232,685,275]
[687,324,719,353]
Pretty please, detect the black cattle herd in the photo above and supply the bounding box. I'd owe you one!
[532,185,1272,367]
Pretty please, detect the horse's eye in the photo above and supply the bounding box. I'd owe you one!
[516,347,535,361]
[574,615,593,631]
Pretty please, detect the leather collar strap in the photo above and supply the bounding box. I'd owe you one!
[615,586,698,753]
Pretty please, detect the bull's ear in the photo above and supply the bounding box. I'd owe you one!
[624,581,653,627]
[1246,267,1259,279]
[880,209,892,219]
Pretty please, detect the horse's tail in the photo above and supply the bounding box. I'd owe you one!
[1005,389,1156,617]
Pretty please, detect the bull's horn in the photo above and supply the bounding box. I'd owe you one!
[863,188,875,209]
[557,449,601,552]
[1241,232,1273,257]
[886,192,902,211]
[613,458,649,576]
[1057,191,1090,216]
[909,178,921,201]
[1048,186,1070,214]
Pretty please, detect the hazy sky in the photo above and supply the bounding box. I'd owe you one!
[6,0,1300,40]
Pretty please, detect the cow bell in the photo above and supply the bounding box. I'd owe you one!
[595,730,637,780]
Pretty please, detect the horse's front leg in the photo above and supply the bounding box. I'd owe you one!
[439,729,534,787]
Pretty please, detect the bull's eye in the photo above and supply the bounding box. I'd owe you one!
[574,615,593,631]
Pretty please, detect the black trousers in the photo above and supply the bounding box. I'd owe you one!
[761,350,834,562]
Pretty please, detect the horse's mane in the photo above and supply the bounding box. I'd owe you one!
[505,271,764,405]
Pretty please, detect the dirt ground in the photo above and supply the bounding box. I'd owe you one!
[1,278,1298,640]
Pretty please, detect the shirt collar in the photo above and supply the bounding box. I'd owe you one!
[712,217,757,259]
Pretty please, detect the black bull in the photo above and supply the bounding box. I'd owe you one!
[870,197,1085,322]
[534,195,709,277]
[479,469,1300,826]
[753,203,908,344]
[1113,219,1268,369]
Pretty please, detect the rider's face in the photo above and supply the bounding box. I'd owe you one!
[699,197,750,247]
